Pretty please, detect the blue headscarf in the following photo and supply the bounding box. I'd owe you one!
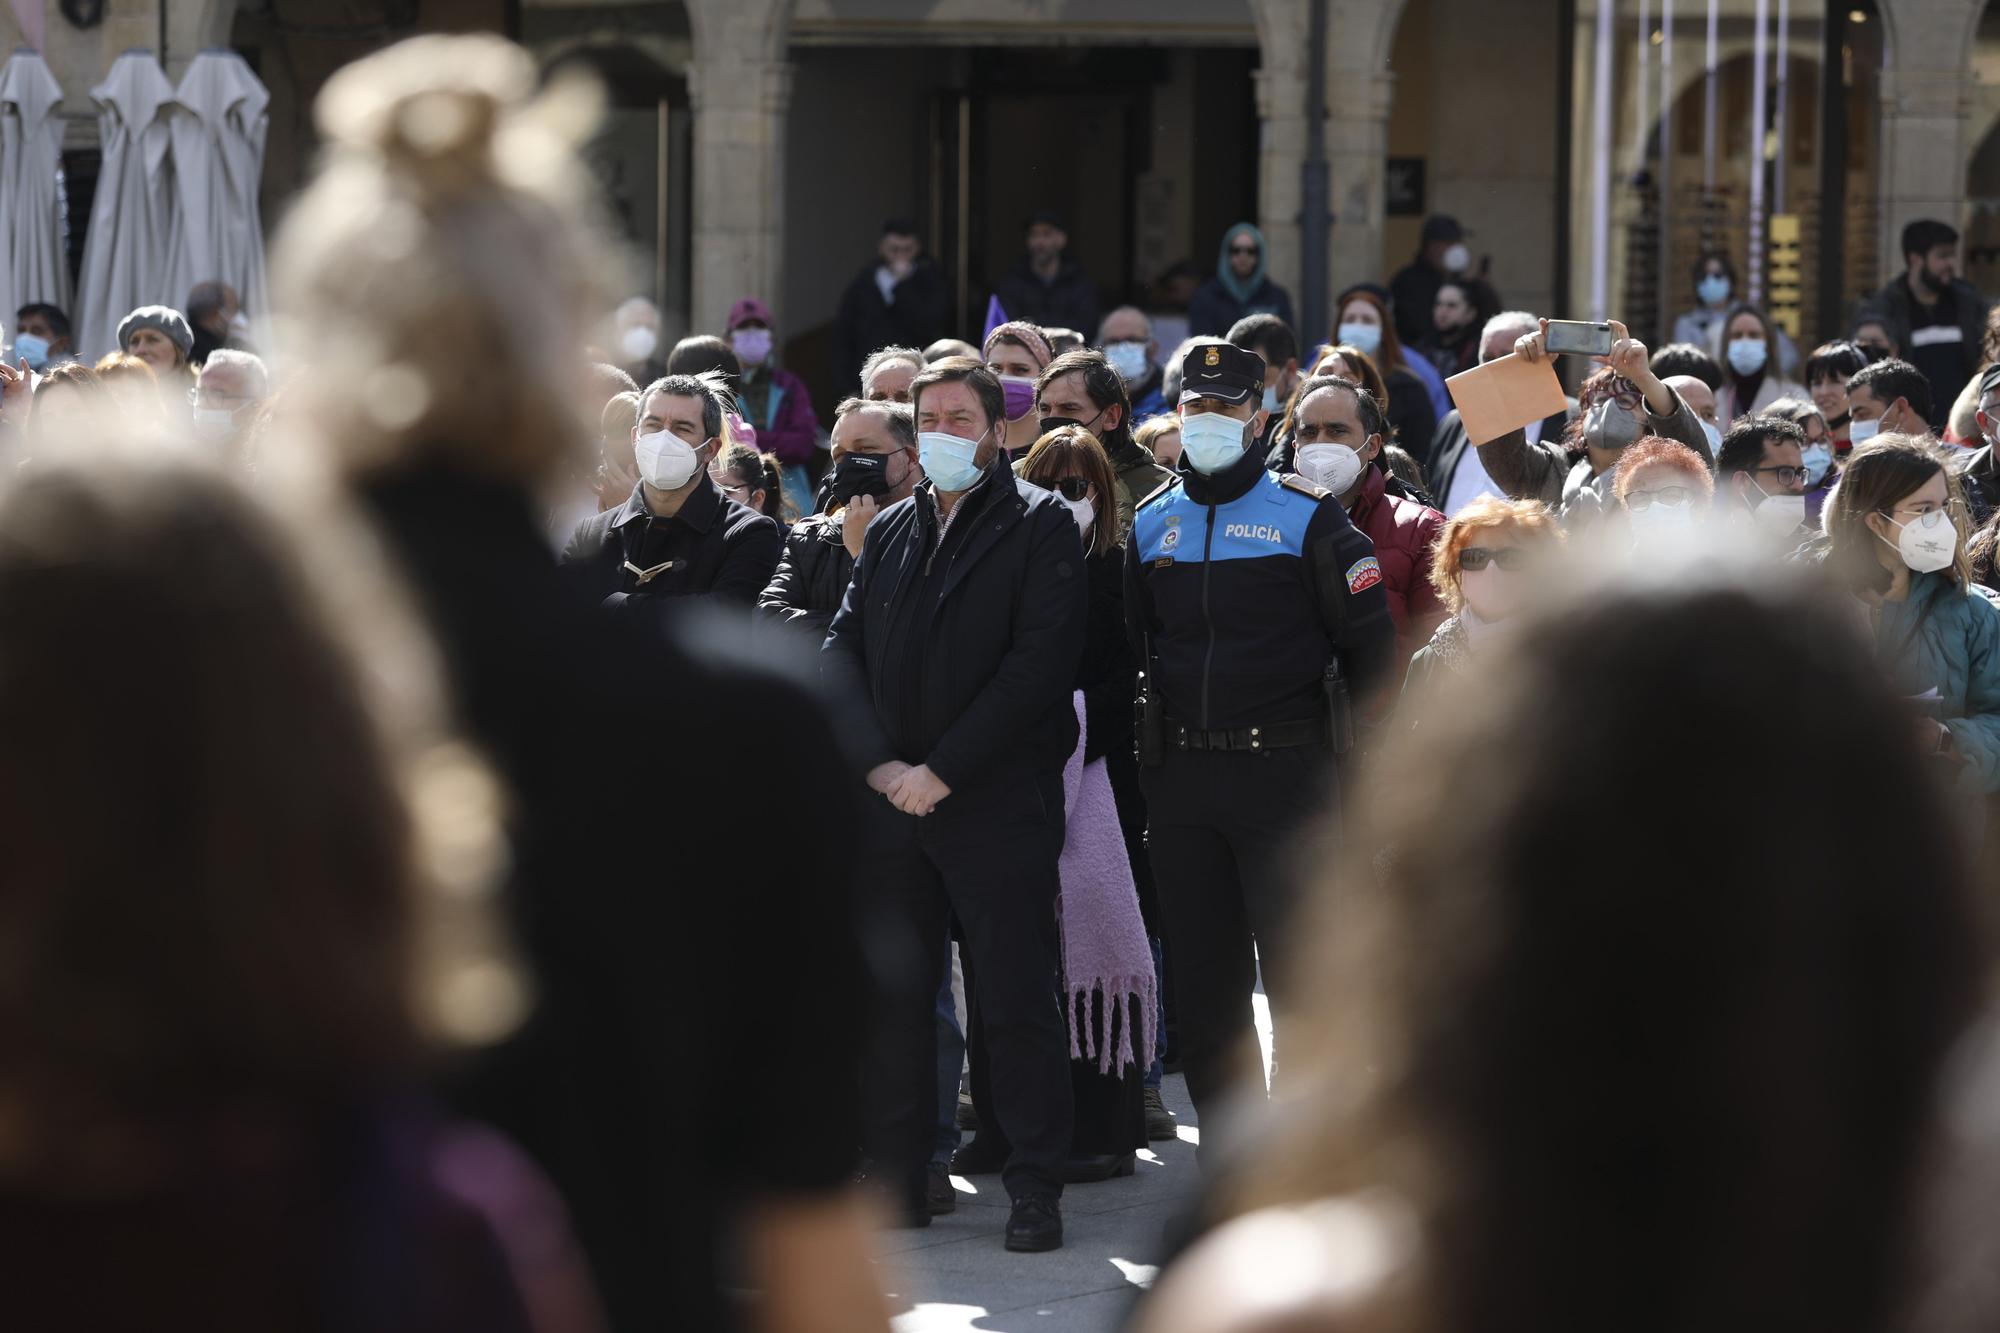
[1215,222,1268,305]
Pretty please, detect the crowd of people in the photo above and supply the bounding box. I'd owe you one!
[7,29,2000,1333]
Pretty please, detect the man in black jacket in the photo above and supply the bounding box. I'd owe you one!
[993,211,1100,336]
[831,219,951,397]
[562,372,781,613]
[821,357,1087,1254]
[759,396,921,640]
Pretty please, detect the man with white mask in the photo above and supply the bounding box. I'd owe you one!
[560,370,781,608]
[1715,414,1812,548]
[1290,374,1448,673]
[1126,342,1393,1161]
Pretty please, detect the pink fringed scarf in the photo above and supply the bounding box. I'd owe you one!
[1058,692,1158,1075]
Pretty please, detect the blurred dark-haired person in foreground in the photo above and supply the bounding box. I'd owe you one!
[1821,437,2000,804]
[1139,574,1984,1333]
[0,454,600,1331]
[267,34,882,1333]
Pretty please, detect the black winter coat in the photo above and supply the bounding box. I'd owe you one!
[758,513,855,641]
[821,460,1088,793]
[831,259,950,394]
[1077,546,1157,926]
[993,254,1100,336]
[561,477,781,615]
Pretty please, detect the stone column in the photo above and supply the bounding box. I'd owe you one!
[685,0,793,333]
[1255,0,1403,343]
[1875,0,1982,279]
[1325,68,1395,313]
[1250,0,1308,330]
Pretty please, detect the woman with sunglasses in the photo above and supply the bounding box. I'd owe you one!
[1399,497,1563,735]
[1824,437,2000,802]
[954,426,1157,1182]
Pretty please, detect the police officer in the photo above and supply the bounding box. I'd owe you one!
[562,370,782,610]
[1125,340,1394,1144]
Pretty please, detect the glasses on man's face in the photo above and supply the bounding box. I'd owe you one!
[1458,545,1529,572]
[1050,477,1091,502]
[1626,486,1693,512]
[1752,464,1809,488]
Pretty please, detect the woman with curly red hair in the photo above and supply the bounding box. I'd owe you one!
[1613,436,1715,533]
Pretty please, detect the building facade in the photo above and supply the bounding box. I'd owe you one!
[19,0,2000,406]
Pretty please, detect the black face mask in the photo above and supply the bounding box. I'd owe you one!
[1036,408,1107,438]
[830,452,893,506]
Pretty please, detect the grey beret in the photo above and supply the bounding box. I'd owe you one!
[116,305,193,359]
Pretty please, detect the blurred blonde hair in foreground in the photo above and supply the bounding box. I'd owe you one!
[1140,545,1987,1333]
[267,33,620,488]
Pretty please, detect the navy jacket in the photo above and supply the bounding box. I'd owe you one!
[1126,444,1395,732]
[821,459,1088,793]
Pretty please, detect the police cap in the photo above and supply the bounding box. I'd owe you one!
[1178,341,1266,406]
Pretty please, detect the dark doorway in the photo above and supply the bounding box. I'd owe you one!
[930,46,1258,338]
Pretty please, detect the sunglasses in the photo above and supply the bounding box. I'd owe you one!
[1626,486,1693,512]
[1230,245,1259,256]
[1050,477,1092,502]
[1459,545,1529,572]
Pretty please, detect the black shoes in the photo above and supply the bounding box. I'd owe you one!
[1058,1151,1136,1184]
[949,1135,1009,1176]
[1143,1086,1177,1141]
[925,1162,957,1216]
[1005,1194,1064,1252]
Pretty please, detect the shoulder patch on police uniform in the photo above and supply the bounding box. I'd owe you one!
[1137,476,1180,509]
[1280,472,1332,501]
[1346,556,1383,594]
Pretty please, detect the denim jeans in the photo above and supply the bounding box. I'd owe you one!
[931,943,966,1167]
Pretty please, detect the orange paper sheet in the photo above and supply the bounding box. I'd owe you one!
[1445,353,1568,446]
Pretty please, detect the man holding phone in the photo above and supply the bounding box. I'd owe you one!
[758,396,922,640]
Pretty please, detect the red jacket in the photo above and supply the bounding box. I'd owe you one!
[1346,464,1447,676]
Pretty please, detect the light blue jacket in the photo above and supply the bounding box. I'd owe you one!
[1875,572,2000,795]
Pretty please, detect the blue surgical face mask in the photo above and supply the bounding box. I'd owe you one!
[1179,409,1250,475]
[918,427,987,492]
[1337,322,1382,358]
[1727,337,1768,377]
[1262,383,1281,414]
[1105,340,1150,384]
[1701,419,1723,458]
[13,333,49,370]
[1801,442,1833,486]
[1697,273,1731,306]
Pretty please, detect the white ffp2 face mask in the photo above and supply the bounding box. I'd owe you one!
[1881,509,1958,574]
[1064,494,1095,537]
[635,429,705,491]
[1296,443,1364,496]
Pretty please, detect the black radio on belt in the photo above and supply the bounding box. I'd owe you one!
[1136,665,1166,769]
[1324,655,1354,756]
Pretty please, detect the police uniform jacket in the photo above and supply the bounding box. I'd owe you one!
[1126,441,1395,734]
[562,475,782,609]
